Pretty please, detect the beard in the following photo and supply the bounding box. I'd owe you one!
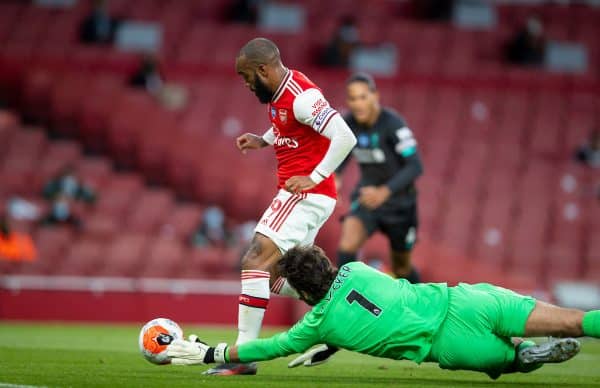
[253,75,274,104]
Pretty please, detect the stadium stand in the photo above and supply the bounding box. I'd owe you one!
[0,0,598,323]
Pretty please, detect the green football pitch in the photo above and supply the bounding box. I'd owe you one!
[1,322,599,387]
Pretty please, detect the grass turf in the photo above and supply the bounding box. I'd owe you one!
[0,322,599,387]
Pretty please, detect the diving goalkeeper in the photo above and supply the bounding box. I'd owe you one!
[167,246,598,379]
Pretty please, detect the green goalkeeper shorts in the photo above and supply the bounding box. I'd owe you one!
[426,283,536,376]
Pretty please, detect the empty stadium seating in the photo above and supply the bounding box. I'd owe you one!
[0,0,598,291]
[0,116,241,280]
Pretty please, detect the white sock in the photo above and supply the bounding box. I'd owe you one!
[236,270,270,346]
[271,276,300,299]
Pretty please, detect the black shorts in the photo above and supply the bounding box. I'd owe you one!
[347,200,418,252]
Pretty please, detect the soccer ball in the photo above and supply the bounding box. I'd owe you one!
[138,318,183,365]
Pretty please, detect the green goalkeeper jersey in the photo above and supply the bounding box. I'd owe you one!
[237,262,449,364]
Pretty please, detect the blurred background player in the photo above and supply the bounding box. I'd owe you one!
[336,73,423,282]
[204,37,356,376]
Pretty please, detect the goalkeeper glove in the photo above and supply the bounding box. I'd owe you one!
[288,344,339,368]
[166,335,228,366]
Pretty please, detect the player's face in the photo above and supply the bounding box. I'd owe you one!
[251,72,274,104]
[236,57,273,104]
[346,82,378,125]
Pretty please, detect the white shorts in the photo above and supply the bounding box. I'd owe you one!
[255,189,336,253]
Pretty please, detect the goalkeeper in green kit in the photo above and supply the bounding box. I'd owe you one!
[167,246,599,379]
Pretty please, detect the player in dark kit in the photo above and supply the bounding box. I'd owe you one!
[336,73,423,282]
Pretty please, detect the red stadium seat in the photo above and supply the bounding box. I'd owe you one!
[99,233,149,277]
[474,199,513,267]
[48,73,89,137]
[17,226,74,275]
[106,91,156,169]
[85,213,119,243]
[188,246,239,276]
[76,157,113,190]
[162,204,203,242]
[137,238,185,278]
[95,174,144,217]
[36,140,83,187]
[20,68,55,122]
[77,74,124,153]
[56,237,105,276]
[135,112,180,185]
[126,189,175,235]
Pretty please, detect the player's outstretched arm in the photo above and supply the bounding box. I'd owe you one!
[167,335,300,365]
[168,317,321,366]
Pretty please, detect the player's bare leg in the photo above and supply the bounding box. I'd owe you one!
[523,301,585,337]
[504,301,586,373]
[390,250,420,283]
[204,233,282,376]
[337,216,368,267]
[241,233,283,274]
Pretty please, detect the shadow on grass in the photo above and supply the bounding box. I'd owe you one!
[232,374,592,387]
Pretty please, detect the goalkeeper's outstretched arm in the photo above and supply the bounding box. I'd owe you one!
[167,315,322,365]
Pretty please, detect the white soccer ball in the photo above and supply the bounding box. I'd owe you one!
[138,318,183,365]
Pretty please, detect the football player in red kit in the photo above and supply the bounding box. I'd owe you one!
[203,38,356,375]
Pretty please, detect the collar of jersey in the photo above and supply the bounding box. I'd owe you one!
[271,68,291,103]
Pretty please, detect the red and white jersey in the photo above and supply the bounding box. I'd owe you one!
[265,69,339,199]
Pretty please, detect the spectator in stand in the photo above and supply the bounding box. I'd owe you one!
[6,197,40,221]
[191,206,231,248]
[506,17,546,66]
[1,214,9,240]
[129,54,164,96]
[79,0,119,44]
[43,165,96,204]
[40,196,83,230]
[575,129,600,169]
[321,16,360,68]
[413,0,454,21]
[0,213,37,262]
[128,54,188,110]
[229,0,262,24]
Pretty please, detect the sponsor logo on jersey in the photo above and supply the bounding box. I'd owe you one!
[358,134,370,147]
[278,109,287,123]
[274,135,299,149]
[353,148,386,163]
[311,98,328,116]
[270,198,282,211]
[370,133,380,147]
[270,107,276,119]
[395,127,417,156]
[314,107,333,127]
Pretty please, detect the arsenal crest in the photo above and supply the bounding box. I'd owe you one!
[278,109,287,123]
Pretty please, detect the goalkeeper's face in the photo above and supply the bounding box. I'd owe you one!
[346,81,379,125]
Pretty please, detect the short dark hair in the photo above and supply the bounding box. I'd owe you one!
[346,72,377,92]
[238,37,281,66]
[278,246,337,305]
